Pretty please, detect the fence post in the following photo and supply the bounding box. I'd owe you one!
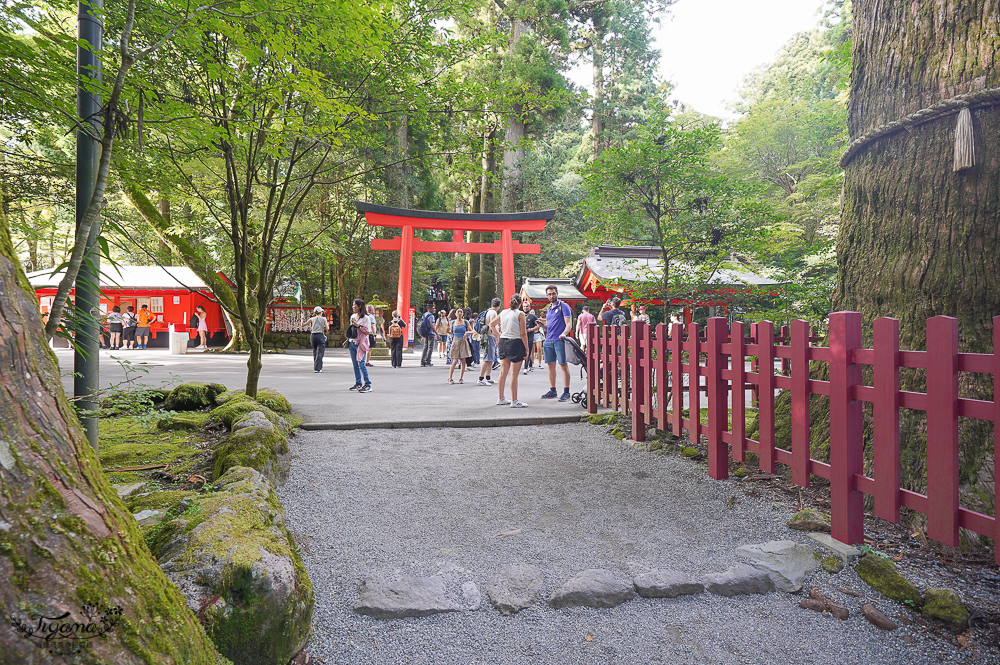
[731,321,746,462]
[757,321,776,474]
[653,323,667,430]
[688,322,701,445]
[925,315,960,547]
[587,322,598,415]
[994,316,1000,566]
[828,311,865,545]
[873,317,900,522]
[706,318,728,479]
[604,326,613,408]
[790,320,811,487]
[631,321,646,442]
[670,323,684,437]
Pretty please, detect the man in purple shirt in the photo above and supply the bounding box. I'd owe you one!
[538,284,573,401]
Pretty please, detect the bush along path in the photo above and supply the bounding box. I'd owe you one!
[582,412,998,655]
[99,383,312,665]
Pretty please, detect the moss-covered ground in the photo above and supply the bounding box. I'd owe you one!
[98,416,215,485]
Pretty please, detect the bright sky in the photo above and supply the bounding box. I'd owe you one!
[654,0,824,119]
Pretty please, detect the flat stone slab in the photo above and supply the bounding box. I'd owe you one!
[737,540,819,592]
[633,570,705,598]
[549,569,634,609]
[353,576,460,619]
[485,564,543,615]
[808,532,861,562]
[114,482,145,499]
[133,508,165,526]
[704,564,775,597]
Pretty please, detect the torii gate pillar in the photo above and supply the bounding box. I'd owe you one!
[356,202,555,329]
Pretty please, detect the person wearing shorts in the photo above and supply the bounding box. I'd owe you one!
[107,305,123,350]
[491,294,529,407]
[539,284,573,401]
[122,306,137,349]
[477,298,501,386]
[136,304,154,349]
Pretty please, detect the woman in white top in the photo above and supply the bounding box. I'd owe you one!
[489,294,529,407]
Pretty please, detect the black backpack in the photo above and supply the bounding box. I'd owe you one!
[189,313,200,329]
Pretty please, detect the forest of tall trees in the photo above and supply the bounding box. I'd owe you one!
[1,0,851,331]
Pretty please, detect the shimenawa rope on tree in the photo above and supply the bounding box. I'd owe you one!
[839,87,1000,171]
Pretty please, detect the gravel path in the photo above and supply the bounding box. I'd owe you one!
[278,423,985,665]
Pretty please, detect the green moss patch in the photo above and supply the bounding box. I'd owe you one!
[214,417,290,485]
[922,588,969,630]
[854,554,922,607]
[215,388,291,414]
[163,382,228,411]
[99,416,212,484]
[821,556,844,574]
[158,412,211,430]
[126,490,199,514]
[681,447,699,457]
[209,399,290,434]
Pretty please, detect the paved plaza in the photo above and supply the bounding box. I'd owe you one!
[55,344,597,427]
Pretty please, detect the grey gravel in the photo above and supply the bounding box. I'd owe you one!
[278,423,987,664]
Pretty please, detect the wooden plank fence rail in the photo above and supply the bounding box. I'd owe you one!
[585,312,1000,563]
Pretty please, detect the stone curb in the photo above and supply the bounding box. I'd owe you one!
[301,414,586,430]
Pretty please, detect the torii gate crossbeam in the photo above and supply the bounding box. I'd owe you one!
[356,202,555,329]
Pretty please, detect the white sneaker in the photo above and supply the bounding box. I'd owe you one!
[496,398,511,406]
[478,378,489,386]
[511,400,527,408]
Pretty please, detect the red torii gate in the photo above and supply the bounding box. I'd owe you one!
[355,202,555,324]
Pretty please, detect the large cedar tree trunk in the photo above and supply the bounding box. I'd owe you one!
[837,2,999,511]
[0,192,223,663]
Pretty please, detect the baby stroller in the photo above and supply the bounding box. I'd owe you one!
[561,335,589,409]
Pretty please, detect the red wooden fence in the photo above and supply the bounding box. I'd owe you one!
[585,312,1000,562]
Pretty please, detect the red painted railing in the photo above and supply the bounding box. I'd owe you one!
[585,313,1000,562]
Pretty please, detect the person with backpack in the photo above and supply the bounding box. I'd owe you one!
[387,310,406,368]
[435,311,449,359]
[601,298,628,327]
[419,303,436,367]
[306,306,329,372]
[477,298,502,386]
[122,305,138,349]
[136,304,155,349]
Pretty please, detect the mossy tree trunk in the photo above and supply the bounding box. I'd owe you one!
[835,2,1000,504]
[0,188,224,663]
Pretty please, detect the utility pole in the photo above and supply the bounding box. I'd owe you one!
[75,0,103,451]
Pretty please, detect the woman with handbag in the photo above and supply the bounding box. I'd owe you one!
[348,298,372,392]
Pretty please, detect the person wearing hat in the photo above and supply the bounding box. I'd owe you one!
[307,306,329,373]
[635,305,650,325]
